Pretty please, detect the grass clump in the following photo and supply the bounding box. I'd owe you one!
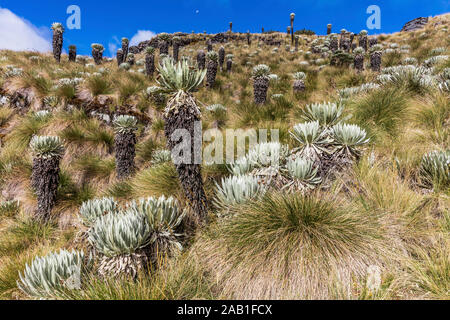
[195,192,392,299]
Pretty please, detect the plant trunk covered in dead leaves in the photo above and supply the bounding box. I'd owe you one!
[218,47,225,70]
[114,131,136,179]
[31,156,61,222]
[293,80,306,93]
[370,52,382,72]
[159,40,169,55]
[92,48,103,65]
[359,36,368,51]
[145,53,155,77]
[52,31,63,63]
[253,77,269,104]
[330,38,339,52]
[117,50,124,66]
[98,252,149,279]
[163,92,208,224]
[68,46,77,62]
[354,54,364,72]
[173,43,179,62]
[122,41,129,62]
[226,59,232,73]
[197,50,206,70]
[206,60,218,89]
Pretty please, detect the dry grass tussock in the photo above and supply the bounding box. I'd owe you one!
[0,13,448,300]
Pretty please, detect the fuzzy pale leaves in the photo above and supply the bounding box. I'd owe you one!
[301,102,345,128]
[30,136,64,159]
[157,59,206,94]
[51,22,64,33]
[18,249,91,299]
[331,123,370,157]
[293,72,306,80]
[145,46,156,55]
[420,150,449,190]
[291,121,331,150]
[286,158,322,188]
[113,115,138,134]
[354,47,365,55]
[214,175,266,210]
[91,43,104,51]
[126,196,184,235]
[79,197,119,227]
[158,33,171,41]
[206,51,219,62]
[252,64,271,79]
[88,211,151,257]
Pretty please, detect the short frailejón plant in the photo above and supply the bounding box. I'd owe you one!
[79,197,119,227]
[301,102,345,128]
[146,85,166,106]
[88,211,151,278]
[290,121,332,162]
[252,64,271,104]
[419,150,449,191]
[359,30,368,51]
[246,142,290,170]
[30,136,64,222]
[292,71,306,93]
[353,46,365,72]
[370,44,383,72]
[18,249,92,299]
[91,44,104,65]
[119,62,131,71]
[207,38,213,52]
[116,49,124,67]
[113,115,138,179]
[331,123,370,159]
[126,196,185,256]
[151,149,172,165]
[206,103,227,128]
[214,175,266,214]
[126,53,135,66]
[68,45,77,62]
[206,51,219,88]
[218,46,225,71]
[226,54,233,73]
[285,157,322,191]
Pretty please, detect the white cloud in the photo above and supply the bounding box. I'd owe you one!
[107,36,120,57]
[108,43,118,57]
[0,7,51,52]
[129,30,156,46]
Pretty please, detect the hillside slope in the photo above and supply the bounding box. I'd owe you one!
[0,14,448,300]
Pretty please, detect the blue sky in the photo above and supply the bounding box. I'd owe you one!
[0,0,448,56]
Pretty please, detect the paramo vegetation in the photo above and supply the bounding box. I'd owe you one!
[0,13,448,300]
